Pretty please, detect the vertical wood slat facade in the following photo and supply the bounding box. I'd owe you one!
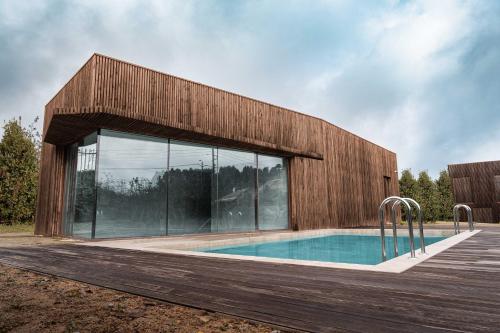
[35,54,399,236]
[448,161,500,223]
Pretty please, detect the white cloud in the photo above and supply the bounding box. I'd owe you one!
[0,0,498,178]
[296,0,499,177]
[365,0,473,81]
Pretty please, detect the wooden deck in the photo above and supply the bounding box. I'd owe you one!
[1,225,500,332]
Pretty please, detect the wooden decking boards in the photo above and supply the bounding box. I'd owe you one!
[1,225,500,332]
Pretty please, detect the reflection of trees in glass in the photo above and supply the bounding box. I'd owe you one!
[168,167,212,233]
[94,161,284,232]
[215,165,255,231]
[97,171,167,224]
[258,163,288,229]
[71,137,289,236]
[65,137,97,238]
[217,165,254,196]
[74,169,96,224]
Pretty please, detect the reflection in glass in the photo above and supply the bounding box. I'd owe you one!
[63,129,290,238]
[214,148,256,232]
[258,155,288,230]
[168,141,214,234]
[63,133,97,238]
[95,130,168,238]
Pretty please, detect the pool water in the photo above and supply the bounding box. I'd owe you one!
[202,235,447,265]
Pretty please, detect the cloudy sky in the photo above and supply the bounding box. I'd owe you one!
[1,0,499,178]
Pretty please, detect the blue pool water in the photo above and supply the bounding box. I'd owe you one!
[202,235,446,265]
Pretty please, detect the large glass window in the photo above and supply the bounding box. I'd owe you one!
[167,141,214,235]
[95,130,168,238]
[63,130,289,238]
[63,133,97,238]
[214,148,256,232]
[258,155,289,230]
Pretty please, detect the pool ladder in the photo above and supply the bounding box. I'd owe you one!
[378,196,425,262]
[453,204,474,234]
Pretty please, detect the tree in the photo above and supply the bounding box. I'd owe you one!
[398,169,417,221]
[415,171,439,222]
[399,169,418,199]
[0,118,40,225]
[435,170,454,221]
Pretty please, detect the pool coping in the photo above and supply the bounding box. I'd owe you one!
[79,228,481,273]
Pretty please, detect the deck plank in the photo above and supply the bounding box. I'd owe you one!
[1,226,500,332]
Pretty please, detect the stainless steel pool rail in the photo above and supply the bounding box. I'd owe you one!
[379,196,400,261]
[378,196,415,261]
[390,198,417,258]
[390,200,400,257]
[453,204,474,234]
[403,198,425,254]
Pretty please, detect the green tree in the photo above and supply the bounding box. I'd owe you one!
[398,169,417,221]
[0,118,40,225]
[399,169,418,199]
[435,169,454,221]
[415,171,439,222]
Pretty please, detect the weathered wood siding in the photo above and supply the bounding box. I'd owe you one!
[35,54,399,235]
[33,144,66,236]
[449,161,500,223]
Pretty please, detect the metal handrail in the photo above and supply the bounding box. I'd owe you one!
[453,204,474,234]
[390,201,400,257]
[378,196,414,261]
[378,196,401,261]
[390,198,417,258]
[402,198,425,254]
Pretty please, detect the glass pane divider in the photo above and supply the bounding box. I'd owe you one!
[255,153,259,231]
[91,129,101,239]
[166,138,170,236]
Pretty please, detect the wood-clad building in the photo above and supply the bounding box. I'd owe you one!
[448,160,500,223]
[35,54,399,238]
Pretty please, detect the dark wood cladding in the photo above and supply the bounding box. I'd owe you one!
[448,160,500,223]
[44,54,322,159]
[35,53,399,236]
[34,144,66,236]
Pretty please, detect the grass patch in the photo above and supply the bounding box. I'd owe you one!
[0,223,34,234]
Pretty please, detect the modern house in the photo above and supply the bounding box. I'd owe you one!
[448,160,500,223]
[34,54,399,238]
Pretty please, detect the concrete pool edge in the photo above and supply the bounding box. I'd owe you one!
[79,228,481,273]
[374,229,480,273]
[78,228,454,251]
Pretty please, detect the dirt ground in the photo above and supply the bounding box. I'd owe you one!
[0,234,284,333]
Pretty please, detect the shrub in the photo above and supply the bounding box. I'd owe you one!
[435,170,454,221]
[0,118,40,225]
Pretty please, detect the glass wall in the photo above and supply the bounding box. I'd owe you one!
[258,155,289,230]
[95,130,168,238]
[63,130,289,238]
[167,141,214,235]
[63,133,97,238]
[214,148,256,232]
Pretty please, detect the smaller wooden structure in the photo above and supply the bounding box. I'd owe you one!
[448,160,500,223]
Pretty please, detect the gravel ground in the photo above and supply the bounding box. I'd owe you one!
[0,233,286,333]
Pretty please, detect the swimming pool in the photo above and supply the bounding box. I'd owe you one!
[202,234,447,265]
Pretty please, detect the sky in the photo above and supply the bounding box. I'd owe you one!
[1,0,499,178]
